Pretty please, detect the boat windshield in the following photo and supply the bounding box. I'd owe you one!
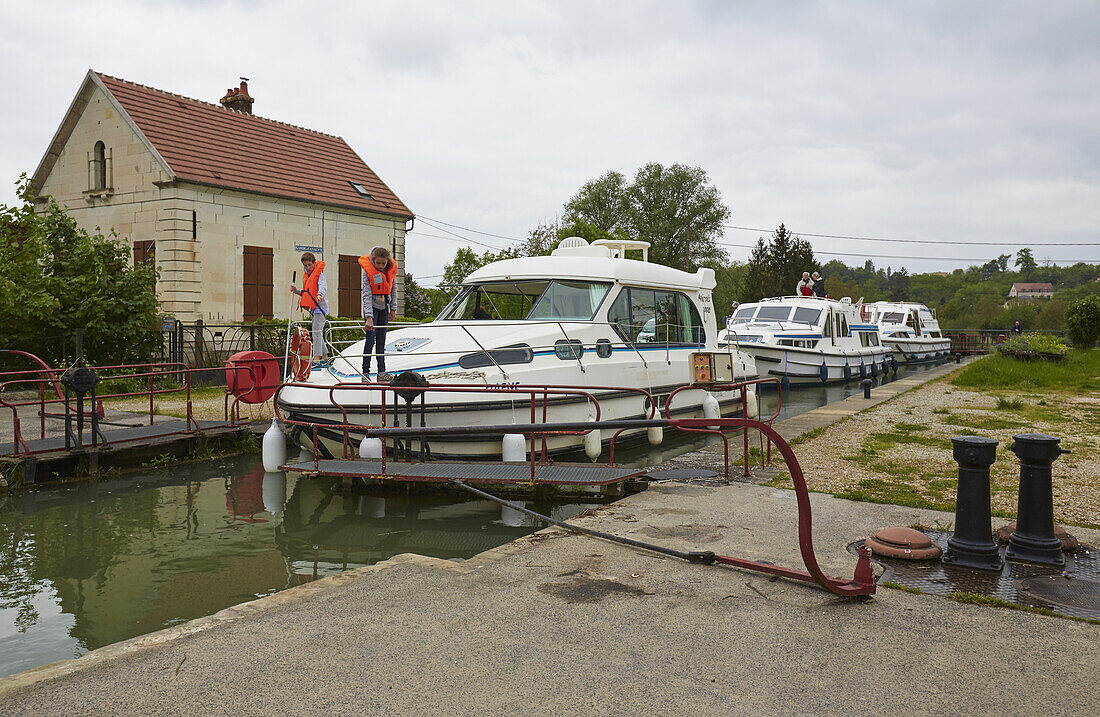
[792,307,822,325]
[881,311,906,324]
[729,306,756,324]
[440,280,611,321]
[755,306,792,322]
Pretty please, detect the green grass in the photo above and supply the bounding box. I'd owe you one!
[881,582,922,594]
[938,414,1029,430]
[952,349,1100,391]
[949,592,1100,624]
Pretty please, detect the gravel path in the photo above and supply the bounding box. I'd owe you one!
[781,371,1100,527]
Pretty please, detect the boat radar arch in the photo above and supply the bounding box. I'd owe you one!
[592,238,650,261]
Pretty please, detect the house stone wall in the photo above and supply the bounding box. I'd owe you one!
[35,83,407,322]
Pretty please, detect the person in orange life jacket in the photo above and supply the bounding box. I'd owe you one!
[289,252,329,365]
[359,246,398,382]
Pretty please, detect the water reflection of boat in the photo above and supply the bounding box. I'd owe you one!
[276,237,756,459]
[272,476,592,581]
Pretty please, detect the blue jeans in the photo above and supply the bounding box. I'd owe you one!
[363,307,389,375]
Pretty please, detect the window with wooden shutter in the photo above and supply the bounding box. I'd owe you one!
[243,246,274,321]
[338,254,362,319]
[133,240,155,269]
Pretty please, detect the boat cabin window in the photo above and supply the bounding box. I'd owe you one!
[729,306,756,324]
[836,314,849,337]
[528,280,612,321]
[755,306,792,322]
[882,312,905,324]
[440,280,610,322]
[858,331,880,347]
[792,307,822,326]
[607,287,705,345]
[458,343,534,369]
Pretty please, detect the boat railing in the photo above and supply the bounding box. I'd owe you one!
[294,317,718,380]
[272,377,770,480]
[0,350,260,457]
[273,379,660,474]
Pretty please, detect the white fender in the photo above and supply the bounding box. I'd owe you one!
[744,386,759,419]
[647,426,664,446]
[262,419,286,472]
[359,436,383,459]
[502,433,526,462]
[703,392,721,428]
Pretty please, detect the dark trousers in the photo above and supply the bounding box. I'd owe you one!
[363,306,389,375]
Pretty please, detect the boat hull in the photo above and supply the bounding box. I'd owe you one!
[729,343,894,384]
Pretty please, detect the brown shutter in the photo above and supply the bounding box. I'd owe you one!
[243,246,274,321]
[133,240,155,268]
[339,254,362,319]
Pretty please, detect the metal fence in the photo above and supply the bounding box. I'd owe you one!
[943,329,1068,355]
[161,320,287,378]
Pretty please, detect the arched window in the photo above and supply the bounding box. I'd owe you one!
[92,141,106,190]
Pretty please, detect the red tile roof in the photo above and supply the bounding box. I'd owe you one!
[1011,282,1054,291]
[95,73,413,218]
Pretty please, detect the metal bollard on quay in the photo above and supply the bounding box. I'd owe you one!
[942,436,1003,571]
[1006,433,1069,566]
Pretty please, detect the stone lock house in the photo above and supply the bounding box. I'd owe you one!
[30,70,414,322]
[1007,282,1055,301]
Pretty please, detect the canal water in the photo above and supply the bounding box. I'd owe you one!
[0,362,943,678]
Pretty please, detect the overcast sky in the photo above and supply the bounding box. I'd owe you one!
[2,1,1099,284]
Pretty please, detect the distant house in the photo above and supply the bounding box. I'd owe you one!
[30,70,414,321]
[1008,282,1054,300]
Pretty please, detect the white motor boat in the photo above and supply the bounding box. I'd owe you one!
[866,302,952,363]
[275,238,758,459]
[717,296,894,385]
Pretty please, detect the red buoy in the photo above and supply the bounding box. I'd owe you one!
[225,350,279,404]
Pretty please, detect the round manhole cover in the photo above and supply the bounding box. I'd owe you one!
[1018,576,1100,611]
[640,469,720,481]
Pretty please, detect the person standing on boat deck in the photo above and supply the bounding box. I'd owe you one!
[289,252,329,366]
[796,272,814,296]
[811,271,827,298]
[359,246,398,382]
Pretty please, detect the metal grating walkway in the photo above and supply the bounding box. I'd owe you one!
[7,419,242,456]
[281,459,647,486]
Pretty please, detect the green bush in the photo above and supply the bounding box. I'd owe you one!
[1064,296,1100,348]
[1,176,161,367]
[997,332,1068,358]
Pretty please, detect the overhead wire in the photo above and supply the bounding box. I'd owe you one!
[722,224,1100,247]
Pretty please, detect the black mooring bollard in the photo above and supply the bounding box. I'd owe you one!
[955,353,962,364]
[943,436,1003,571]
[861,378,872,399]
[1006,434,1068,566]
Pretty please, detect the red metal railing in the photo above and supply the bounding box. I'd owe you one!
[273,380,662,479]
[0,352,263,457]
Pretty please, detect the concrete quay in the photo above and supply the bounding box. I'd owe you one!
[4,357,1097,716]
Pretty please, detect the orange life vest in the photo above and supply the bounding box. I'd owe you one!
[358,256,396,296]
[299,260,325,311]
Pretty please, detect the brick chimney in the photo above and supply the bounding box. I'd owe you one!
[219,78,254,114]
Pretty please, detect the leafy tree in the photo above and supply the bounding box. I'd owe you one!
[563,171,631,235]
[1064,296,1100,348]
[563,163,730,270]
[1015,248,1037,279]
[737,224,815,303]
[441,247,489,285]
[402,273,434,319]
[628,163,730,269]
[1,176,160,366]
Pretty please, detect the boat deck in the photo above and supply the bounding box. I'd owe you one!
[280,459,647,486]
